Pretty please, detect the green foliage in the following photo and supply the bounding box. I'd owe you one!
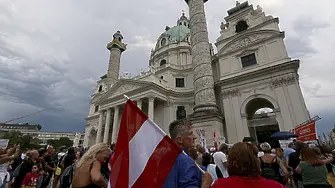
[2,131,22,146]
[2,131,40,149]
[47,137,73,150]
[36,124,42,130]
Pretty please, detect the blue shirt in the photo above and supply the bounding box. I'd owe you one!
[163,152,203,188]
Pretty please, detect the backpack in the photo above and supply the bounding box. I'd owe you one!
[215,165,223,179]
[260,157,279,181]
[60,162,76,188]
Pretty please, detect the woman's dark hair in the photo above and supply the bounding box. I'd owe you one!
[38,148,47,156]
[67,147,75,154]
[228,142,261,177]
[295,141,307,152]
[202,153,213,167]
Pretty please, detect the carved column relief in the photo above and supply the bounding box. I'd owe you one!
[185,0,218,112]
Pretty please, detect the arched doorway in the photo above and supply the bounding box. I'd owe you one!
[245,98,280,147]
[88,127,97,147]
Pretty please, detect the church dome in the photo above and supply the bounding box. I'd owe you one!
[154,12,190,50]
[164,25,190,43]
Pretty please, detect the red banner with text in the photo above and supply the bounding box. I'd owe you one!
[295,120,317,141]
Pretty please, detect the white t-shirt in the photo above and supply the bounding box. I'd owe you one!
[213,151,229,178]
[207,164,218,182]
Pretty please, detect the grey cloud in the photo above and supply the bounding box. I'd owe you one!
[0,0,334,134]
[286,17,330,58]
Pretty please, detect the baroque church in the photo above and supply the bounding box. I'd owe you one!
[83,1,310,148]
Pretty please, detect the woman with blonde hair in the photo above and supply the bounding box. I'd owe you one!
[72,143,111,188]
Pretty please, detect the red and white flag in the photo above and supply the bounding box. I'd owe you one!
[109,99,182,188]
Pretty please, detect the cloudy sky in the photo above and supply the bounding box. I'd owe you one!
[0,0,334,136]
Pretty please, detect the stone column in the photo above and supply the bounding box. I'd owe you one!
[137,99,142,110]
[185,0,218,112]
[103,109,112,143]
[96,111,104,143]
[107,48,121,84]
[148,97,155,120]
[106,31,127,87]
[111,106,120,144]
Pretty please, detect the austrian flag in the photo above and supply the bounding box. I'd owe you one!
[109,99,182,188]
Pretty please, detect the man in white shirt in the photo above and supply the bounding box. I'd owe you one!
[213,144,229,178]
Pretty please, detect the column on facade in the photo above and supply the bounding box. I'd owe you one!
[96,111,104,143]
[274,108,285,131]
[111,106,120,144]
[185,0,218,112]
[148,97,155,120]
[103,108,112,143]
[241,114,251,139]
[137,99,142,110]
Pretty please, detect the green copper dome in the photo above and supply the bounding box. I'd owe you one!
[164,25,190,42]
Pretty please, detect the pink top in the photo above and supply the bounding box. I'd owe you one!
[212,176,284,188]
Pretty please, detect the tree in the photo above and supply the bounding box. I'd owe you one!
[47,137,73,150]
[36,124,42,130]
[2,131,23,146]
[2,131,40,149]
[21,135,41,149]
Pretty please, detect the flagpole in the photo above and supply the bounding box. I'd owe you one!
[123,95,130,100]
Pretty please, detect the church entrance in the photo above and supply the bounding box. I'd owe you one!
[246,98,280,148]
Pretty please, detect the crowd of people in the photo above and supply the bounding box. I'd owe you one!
[0,118,334,188]
[0,145,87,188]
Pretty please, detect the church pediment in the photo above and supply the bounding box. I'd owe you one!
[110,83,142,97]
[97,80,149,104]
[218,30,284,55]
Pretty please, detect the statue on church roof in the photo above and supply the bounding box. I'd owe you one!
[236,1,240,6]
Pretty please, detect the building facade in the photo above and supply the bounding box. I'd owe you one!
[0,123,84,147]
[22,132,85,147]
[84,1,310,148]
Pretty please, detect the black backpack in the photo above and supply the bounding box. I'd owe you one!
[60,162,76,188]
[215,165,223,178]
[260,157,279,181]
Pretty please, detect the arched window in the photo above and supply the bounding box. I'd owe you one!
[160,59,167,66]
[236,20,249,33]
[161,38,166,46]
[118,37,122,42]
[179,22,182,26]
[98,85,103,92]
[176,106,186,120]
[160,76,164,79]
[184,22,187,26]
